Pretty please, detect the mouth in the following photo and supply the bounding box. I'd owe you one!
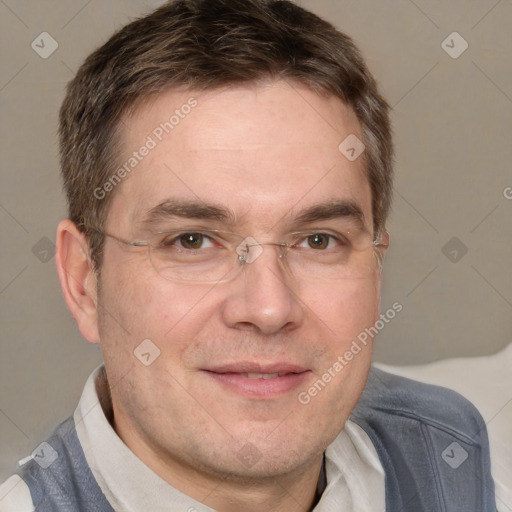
[238,372,289,379]
[202,363,311,399]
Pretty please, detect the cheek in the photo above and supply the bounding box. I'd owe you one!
[304,276,381,342]
[97,262,218,363]
[296,280,380,433]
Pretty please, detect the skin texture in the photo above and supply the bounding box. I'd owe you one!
[56,80,387,512]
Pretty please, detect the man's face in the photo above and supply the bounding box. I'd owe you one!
[96,81,383,482]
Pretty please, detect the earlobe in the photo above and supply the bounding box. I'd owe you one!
[55,220,100,344]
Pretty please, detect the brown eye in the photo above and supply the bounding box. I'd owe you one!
[307,233,330,249]
[179,233,204,249]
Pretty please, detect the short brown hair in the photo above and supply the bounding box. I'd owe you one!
[59,0,393,270]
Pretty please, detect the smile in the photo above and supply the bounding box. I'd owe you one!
[203,364,311,399]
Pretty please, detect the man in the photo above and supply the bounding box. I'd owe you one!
[0,0,497,510]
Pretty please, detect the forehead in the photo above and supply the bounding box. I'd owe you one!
[107,80,372,233]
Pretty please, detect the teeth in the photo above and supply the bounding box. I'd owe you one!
[246,373,280,380]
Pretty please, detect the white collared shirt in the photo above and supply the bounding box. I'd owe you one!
[0,365,385,512]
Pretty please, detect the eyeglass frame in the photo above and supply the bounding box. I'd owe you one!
[93,227,389,284]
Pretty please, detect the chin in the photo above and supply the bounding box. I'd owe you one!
[200,445,321,484]
[187,422,331,483]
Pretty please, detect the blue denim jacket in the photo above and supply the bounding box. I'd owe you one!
[18,367,497,511]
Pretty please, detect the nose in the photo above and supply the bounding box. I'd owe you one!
[221,243,304,335]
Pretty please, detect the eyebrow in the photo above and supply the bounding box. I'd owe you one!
[139,199,236,228]
[138,198,367,231]
[293,199,367,231]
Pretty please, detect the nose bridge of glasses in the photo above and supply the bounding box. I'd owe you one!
[237,240,288,265]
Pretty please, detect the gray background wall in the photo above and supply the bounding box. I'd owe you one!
[1,0,511,480]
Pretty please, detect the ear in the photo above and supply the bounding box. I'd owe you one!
[56,220,100,344]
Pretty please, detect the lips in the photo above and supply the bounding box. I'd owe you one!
[202,363,310,399]
[206,363,308,375]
